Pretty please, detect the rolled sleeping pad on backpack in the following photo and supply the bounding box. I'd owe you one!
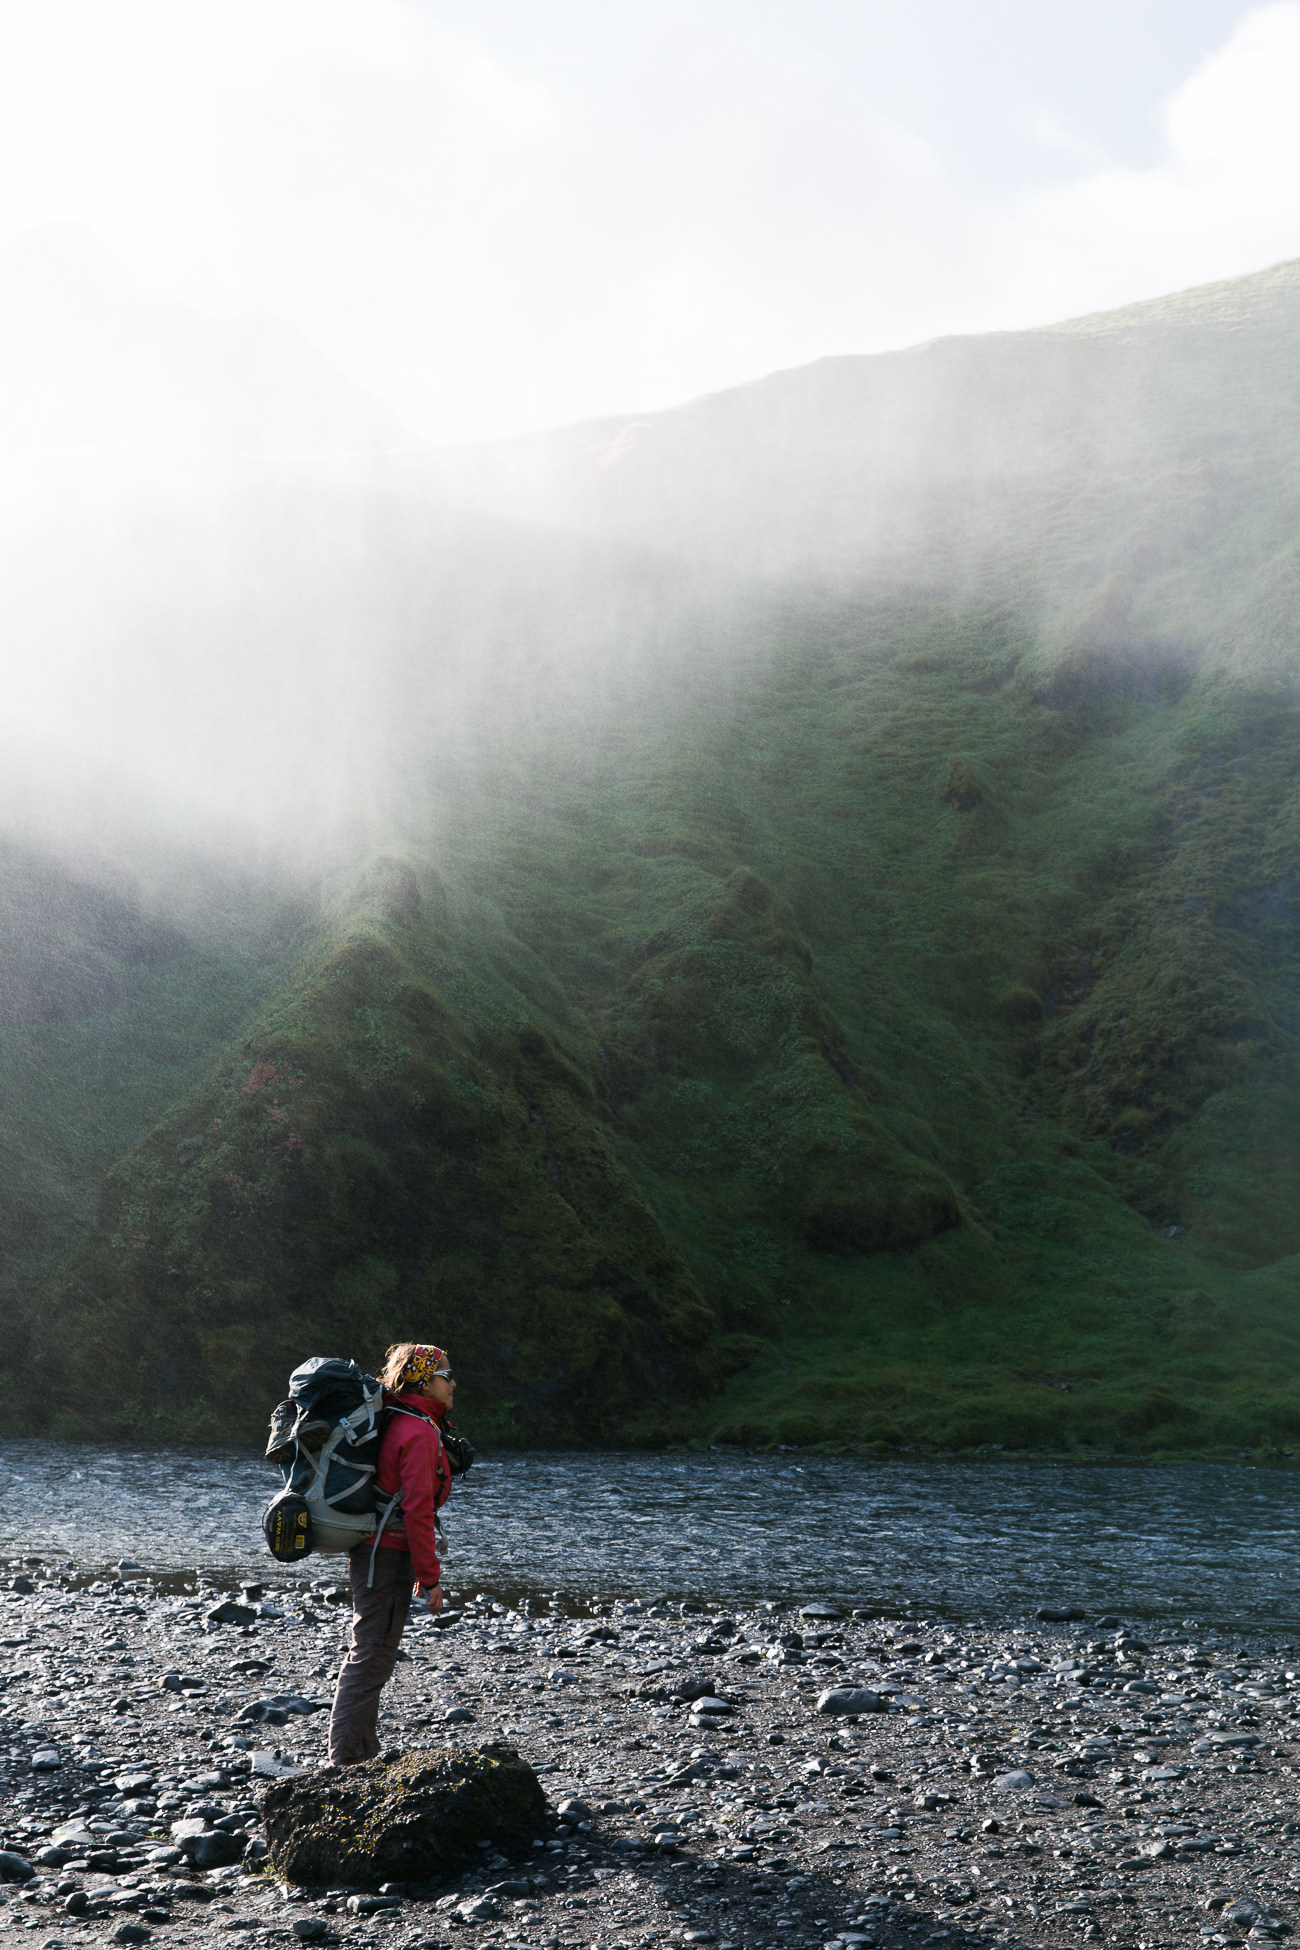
[264,1490,314,1562]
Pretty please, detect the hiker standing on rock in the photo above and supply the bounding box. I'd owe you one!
[327,1343,455,1766]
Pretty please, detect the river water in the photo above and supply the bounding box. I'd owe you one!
[0,1443,1293,1631]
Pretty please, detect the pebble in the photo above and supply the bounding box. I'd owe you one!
[0,1568,1298,1950]
[816,1689,885,1717]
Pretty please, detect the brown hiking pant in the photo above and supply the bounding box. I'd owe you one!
[327,1544,413,1765]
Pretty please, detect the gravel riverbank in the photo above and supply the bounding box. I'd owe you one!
[1,1564,1298,1950]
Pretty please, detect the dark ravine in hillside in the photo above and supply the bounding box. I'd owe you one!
[7,260,1300,1448]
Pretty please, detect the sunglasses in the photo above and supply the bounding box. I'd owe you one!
[433,1370,455,1383]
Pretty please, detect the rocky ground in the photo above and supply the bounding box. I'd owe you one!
[1,1562,1298,1950]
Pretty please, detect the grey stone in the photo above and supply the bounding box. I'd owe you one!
[815,1688,885,1716]
[236,1693,321,1722]
[0,1853,34,1883]
[51,1829,96,1851]
[169,1820,241,1869]
[110,1928,150,1945]
[30,1747,61,1771]
[669,1674,718,1703]
[291,1922,327,1941]
[196,1834,243,1869]
[992,1771,1035,1791]
[206,1601,258,1627]
[443,1706,475,1723]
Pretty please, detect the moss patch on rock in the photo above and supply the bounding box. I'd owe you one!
[262,1743,548,1887]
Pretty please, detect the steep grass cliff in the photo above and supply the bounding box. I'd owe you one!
[7,260,1300,1451]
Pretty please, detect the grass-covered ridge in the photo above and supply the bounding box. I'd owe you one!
[452,598,1300,1455]
[39,608,1300,1453]
[10,259,1300,1451]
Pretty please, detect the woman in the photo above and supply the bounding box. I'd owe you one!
[327,1342,455,1766]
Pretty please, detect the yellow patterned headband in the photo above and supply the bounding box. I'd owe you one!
[400,1344,450,1390]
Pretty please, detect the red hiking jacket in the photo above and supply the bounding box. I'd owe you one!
[373,1389,452,1589]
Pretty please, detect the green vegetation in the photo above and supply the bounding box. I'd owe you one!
[7,260,1300,1452]
[28,617,1300,1454]
[0,842,292,1426]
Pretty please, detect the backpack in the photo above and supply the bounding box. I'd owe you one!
[262,1357,401,1564]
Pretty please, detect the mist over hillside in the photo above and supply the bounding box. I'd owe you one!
[3,248,1299,1453]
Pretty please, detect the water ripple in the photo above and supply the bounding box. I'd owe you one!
[0,1441,1293,1630]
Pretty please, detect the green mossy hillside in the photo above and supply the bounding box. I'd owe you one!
[48,858,720,1444]
[0,839,294,1428]
[11,259,1300,1452]
[29,607,1300,1455]
[417,601,1300,1454]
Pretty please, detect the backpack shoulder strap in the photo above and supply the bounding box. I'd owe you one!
[339,1386,385,1443]
[387,1404,440,1431]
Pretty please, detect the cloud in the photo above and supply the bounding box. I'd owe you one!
[0,1,1297,441]
[990,2,1300,323]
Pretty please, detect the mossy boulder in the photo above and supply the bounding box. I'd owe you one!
[262,1744,548,1887]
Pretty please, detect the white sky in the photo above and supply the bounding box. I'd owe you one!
[0,0,1297,444]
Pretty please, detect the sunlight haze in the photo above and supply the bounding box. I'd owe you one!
[0,0,1295,443]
